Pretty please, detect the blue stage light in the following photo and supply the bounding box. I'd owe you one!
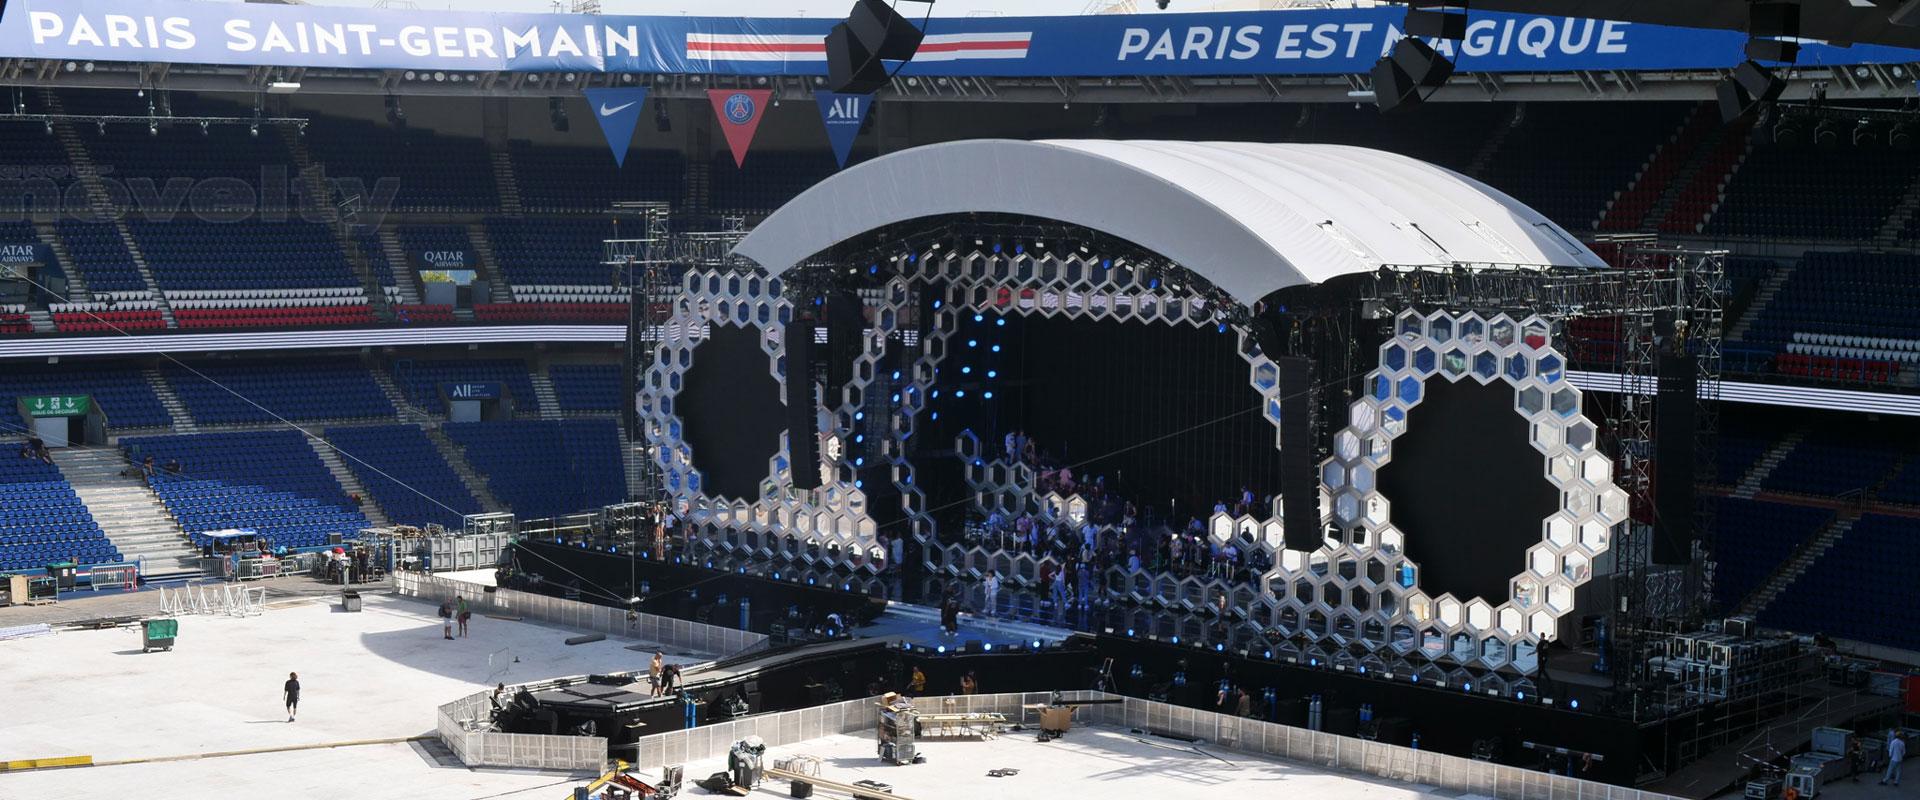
[983,391,994,399]
[855,435,864,443]
[967,339,977,347]
[933,300,942,309]
[931,412,940,421]
[1101,259,1111,269]
[1126,628,1135,637]
[938,645,947,653]
[773,572,781,580]
[973,314,983,323]
[992,243,1002,254]
[995,318,1005,327]
[855,411,865,421]
[1263,650,1272,659]
[956,390,967,398]
[1570,699,1579,709]
[1310,658,1318,666]
[869,265,879,274]
[986,371,997,379]
[854,480,864,489]
[1031,640,1042,649]
[854,458,864,466]
[962,366,972,374]
[1218,322,1228,333]
[1215,643,1225,652]
[1171,636,1179,644]
[983,643,993,652]
[1411,675,1419,683]
[891,394,900,403]
[891,371,900,380]
[991,345,1002,353]
[1516,692,1526,701]
[1463,682,1472,692]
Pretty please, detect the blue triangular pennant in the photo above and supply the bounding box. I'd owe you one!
[583,87,650,168]
[814,91,872,169]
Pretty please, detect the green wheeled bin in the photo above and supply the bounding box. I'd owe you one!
[142,618,178,652]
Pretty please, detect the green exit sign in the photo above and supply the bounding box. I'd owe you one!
[24,395,89,418]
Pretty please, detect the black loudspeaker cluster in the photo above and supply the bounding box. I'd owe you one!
[824,291,865,393]
[1651,352,1698,565]
[785,321,823,491]
[1371,2,1465,113]
[826,0,925,94]
[1274,356,1324,552]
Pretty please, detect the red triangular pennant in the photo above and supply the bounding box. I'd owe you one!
[708,89,773,168]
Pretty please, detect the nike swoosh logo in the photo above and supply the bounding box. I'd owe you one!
[599,101,637,117]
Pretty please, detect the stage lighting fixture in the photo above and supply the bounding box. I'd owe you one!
[249,123,259,138]
[147,122,157,137]
[1773,111,1806,145]
[43,121,52,135]
[1813,118,1840,148]
[548,97,570,132]
[655,102,672,133]
[384,95,407,129]
[96,120,105,135]
[1892,122,1916,150]
[1854,119,1880,147]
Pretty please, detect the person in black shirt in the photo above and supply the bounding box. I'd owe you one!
[284,672,301,722]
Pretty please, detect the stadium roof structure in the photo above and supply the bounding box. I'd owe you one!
[732,138,1606,306]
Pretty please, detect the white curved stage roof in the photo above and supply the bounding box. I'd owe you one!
[732,139,1606,305]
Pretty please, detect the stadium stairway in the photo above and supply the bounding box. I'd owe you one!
[287,134,393,321]
[365,364,420,423]
[1726,262,1798,342]
[24,309,55,334]
[617,423,644,499]
[1735,511,1859,618]
[33,220,88,303]
[374,229,425,308]
[424,425,507,514]
[143,367,198,433]
[1873,172,1920,247]
[1732,429,1805,498]
[489,148,523,214]
[306,435,392,528]
[463,223,515,304]
[530,368,563,420]
[48,448,201,579]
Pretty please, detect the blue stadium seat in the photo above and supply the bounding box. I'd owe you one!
[325,424,482,529]
[121,430,370,550]
[1759,514,1920,651]
[549,364,623,412]
[442,419,624,520]
[165,361,393,424]
[0,364,170,431]
[391,358,537,416]
[0,453,121,572]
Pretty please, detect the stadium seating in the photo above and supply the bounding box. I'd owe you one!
[1709,497,1834,610]
[1876,459,1920,507]
[1740,252,1920,355]
[1658,121,1752,235]
[50,300,167,333]
[130,219,358,291]
[56,220,149,294]
[324,424,482,529]
[1599,104,1718,231]
[165,361,393,424]
[507,141,684,212]
[1759,431,1904,497]
[393,304,457,325]
[0,452,121,571]
[549,364,623,412]
[0,308,29,335]
[474,301,627,324]
[121,430,370,549]
[442,418,625,520]
[86,120,299,210]
[0,121,78,213]
[1480,102,1693,230]
[484,217,616,286]
[306,117,496,212]
[1287,102,1503,173]
[1705,140,1920,240]
[709,152,842,214]
[0,364,170,432]
[390,358,538,415]
[1759,514,1920,651]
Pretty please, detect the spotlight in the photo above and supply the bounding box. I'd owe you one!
[148,122,157,136]
[249,124,259,138]
[1892,121,1916,150]
[1813,118,1840,148]
[1854,119,1879,148]
[1773,111,1807,145]
[44,121,52,135]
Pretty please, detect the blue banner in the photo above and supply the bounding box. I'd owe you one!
[5,0,1920,77]
[815,91,871,170]
[583,87,650,167]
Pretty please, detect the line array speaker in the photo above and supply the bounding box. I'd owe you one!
[826,0,925,94]
[785,321,822,491]
[1652,352,1697,565]
[1275,355,1323,551]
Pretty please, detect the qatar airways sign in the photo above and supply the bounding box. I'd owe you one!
[3,0,1917,77]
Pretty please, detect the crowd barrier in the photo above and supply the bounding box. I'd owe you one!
[436,688,609,772]
[393,571,771,658]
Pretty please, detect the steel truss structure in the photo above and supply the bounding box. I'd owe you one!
[1363,241,1728,710]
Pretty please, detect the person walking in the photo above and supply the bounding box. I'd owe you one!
[650,652,666,697]
[438,599,455,640]
[456,597,472,638]
[1883,731,1906,787]
[284,672,301,722]
[982,572,1000,618]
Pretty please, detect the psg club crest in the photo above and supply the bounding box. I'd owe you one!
[709,89,772,168]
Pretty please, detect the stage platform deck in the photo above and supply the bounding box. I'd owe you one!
[859,600,1075,651]
[1646,685,1906,800]
[683,725,1481,800]
[0,588,709,772]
